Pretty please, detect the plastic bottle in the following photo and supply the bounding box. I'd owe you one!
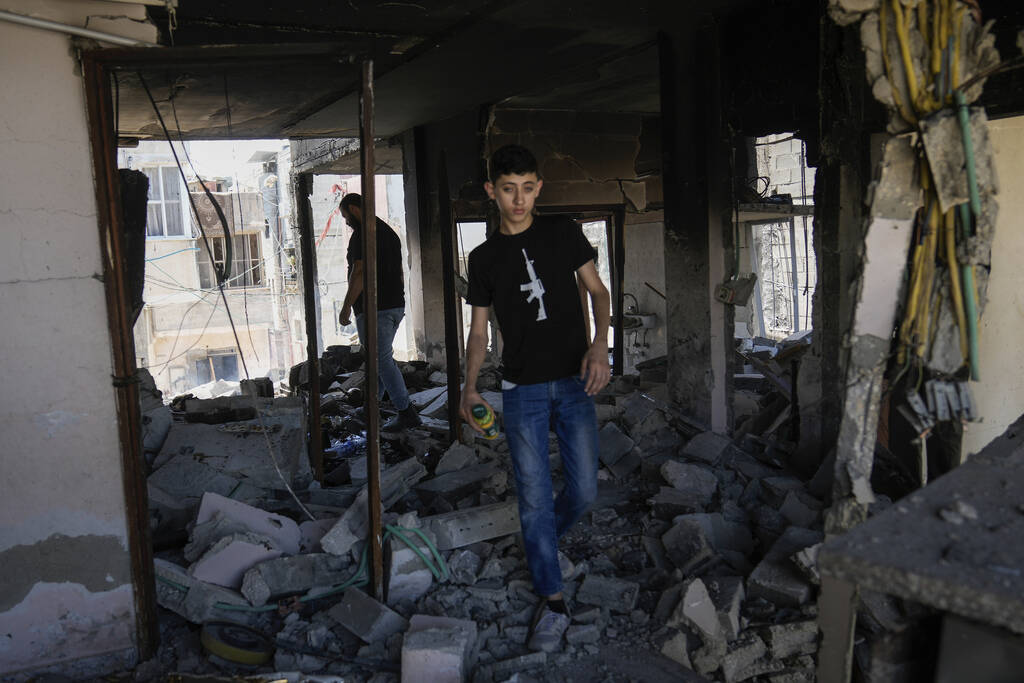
[471,404,499,439]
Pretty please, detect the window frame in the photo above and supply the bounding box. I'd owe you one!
[195,232,266,290]
[142,165,191,239]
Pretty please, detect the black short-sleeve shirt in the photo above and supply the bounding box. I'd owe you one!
[346,217,405,315]
[466,215,597,385]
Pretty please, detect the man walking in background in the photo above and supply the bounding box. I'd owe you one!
[338,193,421,431]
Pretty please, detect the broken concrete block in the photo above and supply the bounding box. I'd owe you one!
[189,532,282,589]
[598,422,635,466]
[760,476,807,507]
[660,460,719,506]
[792,543,821,585]
[762,621,818,659]
[668,578,720,643]
[706,576,746,641]
[680,432,732,465]
[435,442,478,476]
[148,453,244,503]
[322,457,427,556]
[661,519,715,574]
[387,527,440,605]
[721,634,768,683]
[240,553,352,605]
[675,512,754,556]
[448,548,483,585]
[654,584,684,623]
[747,560,814,607]
[485,652,546,679]
[416,464,499,502]
[195,491,301,555]
[329,587,408,644]
[649,486,707,519]
[401,623,476,683]
[154,558,255,625]
[299,516,338,553]
[576,575,639,613]
[421,500,520,551]
[638,427,685,457]
[607,448,642,479]
[779,491,822,527]
[620,392,657,433]
[565,623,601,645]
[660,629,694,669]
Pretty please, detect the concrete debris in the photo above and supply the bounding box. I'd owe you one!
[330,587,409,643]
[321,457,427,556]
[576,575,639,613]
[189,532,283,589]
[240,553,352,605]
[681,431,733,465]
[597,421,635,466]
[141,371,838,681]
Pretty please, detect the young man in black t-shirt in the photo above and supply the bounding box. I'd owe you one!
[338,193,420,431]
[461,145,611,651]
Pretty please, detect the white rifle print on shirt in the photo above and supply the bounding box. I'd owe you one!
[519,248,547,321]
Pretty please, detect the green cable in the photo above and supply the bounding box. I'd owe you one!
[957,204,981,380]
[162,525,452,614]
[954,90,983,221]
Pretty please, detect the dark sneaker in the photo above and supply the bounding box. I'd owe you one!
[382,405,422,432]
[527,600,570,652]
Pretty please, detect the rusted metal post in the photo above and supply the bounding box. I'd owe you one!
[437,151,461,443]
[360,59,384,599]
[296,172,324,482]
[82,54,158,659]
[613,207,626,376]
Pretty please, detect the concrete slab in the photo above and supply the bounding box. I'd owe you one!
[195,492,302,555]
[329,587,409,644]
[189,532,283,589]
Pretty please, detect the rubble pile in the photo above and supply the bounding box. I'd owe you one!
[140,346,830,682]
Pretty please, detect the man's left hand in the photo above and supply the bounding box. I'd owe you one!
[579,340,611,396]
[339,305,352,326]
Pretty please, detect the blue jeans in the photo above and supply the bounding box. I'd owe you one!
[502,375,599,597]
[355,307,411,411]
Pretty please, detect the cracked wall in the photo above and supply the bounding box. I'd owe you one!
[0,0,158,676]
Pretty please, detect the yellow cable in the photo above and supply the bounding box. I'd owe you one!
[944,208,969,358]
[892,0,922,114]
[952,3,964,91]
[881,1,918,126]
[931,0,942,80]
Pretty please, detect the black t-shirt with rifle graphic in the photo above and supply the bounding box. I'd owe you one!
[466,215,597,385]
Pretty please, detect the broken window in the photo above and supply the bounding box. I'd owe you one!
[193,348,240,384]
[196,233,263,289]
[142,166,187,237]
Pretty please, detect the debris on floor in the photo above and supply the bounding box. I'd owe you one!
[135,346,834,682]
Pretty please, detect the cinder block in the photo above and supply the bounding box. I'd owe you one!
[661,519,715,574]
[721,634,768,683]
[660,460,718,506]
[329,587,408,644]
[195,492,301,555]
[240,553,352,605]
[680,432,732,465]
[421,500,520,551]
[387,527,439,605]
[154,558,255,626]
[190,532,282,589]
[402,614,478,683]
[435,443,478,476]
[668,578,720,643]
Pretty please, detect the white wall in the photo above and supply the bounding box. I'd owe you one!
[0,1,156,676]
[962,115,1024,457]
[622,218,668,372]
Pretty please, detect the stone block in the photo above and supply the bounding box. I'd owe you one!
[660,461,719,506]
[329,587,408,644]
[322,457,427,556]
[190,532,282,589]
[680,432,732,465]
[661,519,715,574]
[668,578,720,643]
[387,527,440,605]
[762,621,818,659]
[240,553,352,605]
[422,500,520,551]
[721,634,768,683]
[706,576,746,641]
[779,491,823,527]
[436,443,478,475]
[401,616,477,683]
[576,575,639,613]
[598,422,635,466]
[194,491,301,555]
[154,558,255,626]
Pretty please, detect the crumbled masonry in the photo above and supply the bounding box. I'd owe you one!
[138,341,904,681]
